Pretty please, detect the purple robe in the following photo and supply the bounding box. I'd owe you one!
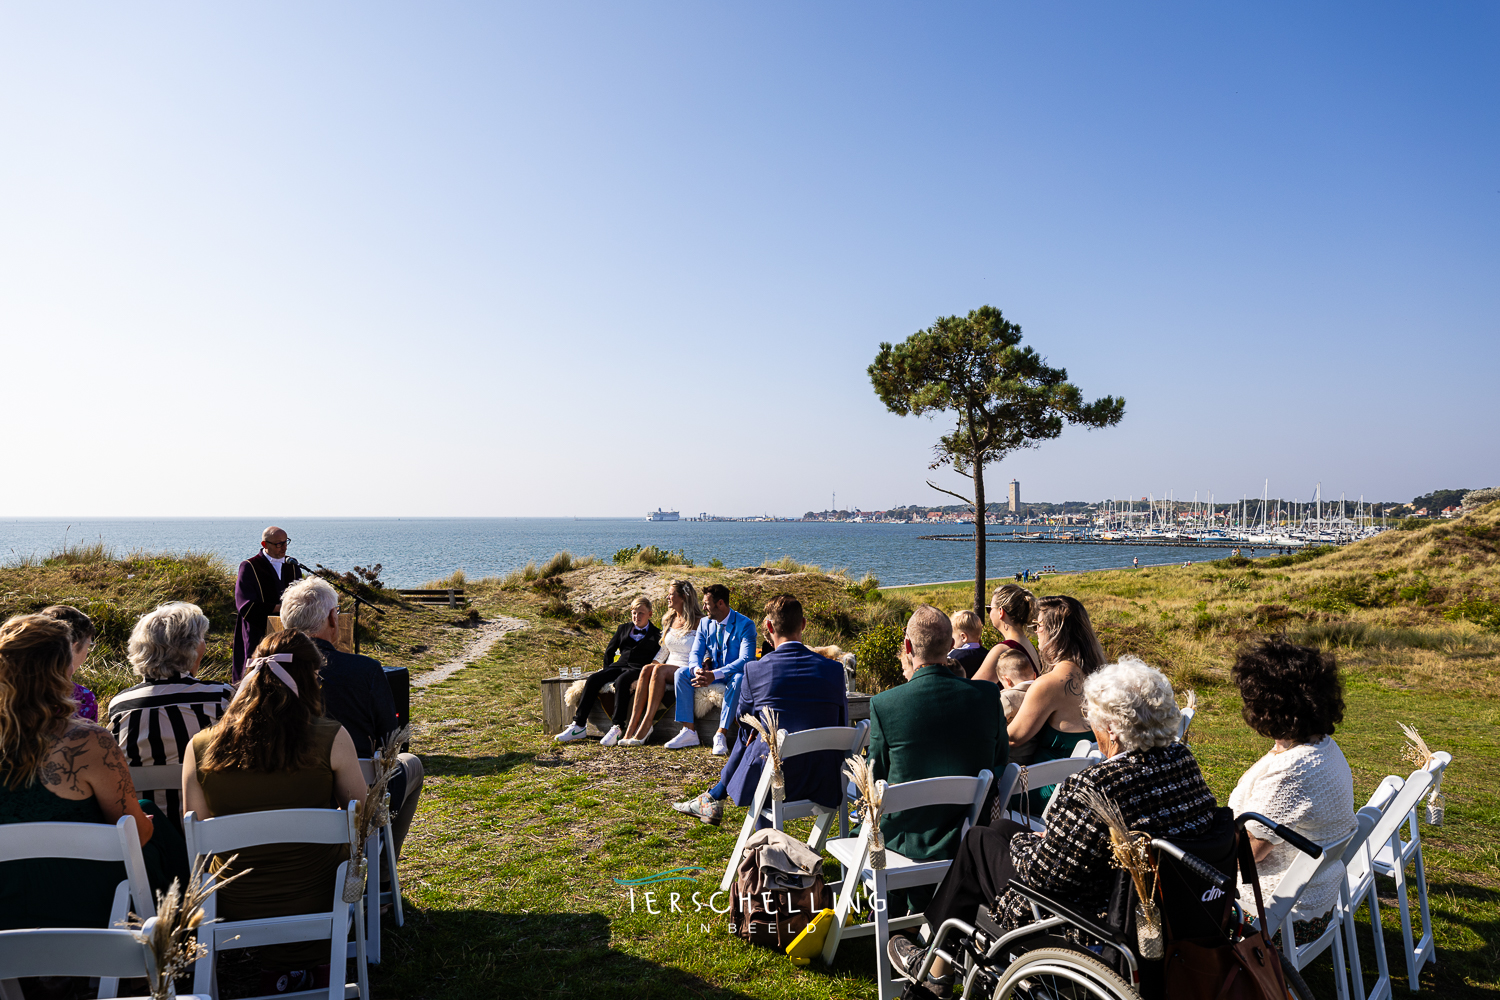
[233,552,303,680]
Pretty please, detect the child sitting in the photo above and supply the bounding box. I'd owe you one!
[998,655,1039,764]
[947,609,989,679]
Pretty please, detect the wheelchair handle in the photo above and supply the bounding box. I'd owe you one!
[1151,839,1232,893]
[1235,811,1322,858]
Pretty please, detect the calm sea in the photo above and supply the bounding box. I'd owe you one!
[0,518,1236,589]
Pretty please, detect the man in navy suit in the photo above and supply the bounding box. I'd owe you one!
[672,594,848,825]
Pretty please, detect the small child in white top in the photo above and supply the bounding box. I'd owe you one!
[997,656,1039,764]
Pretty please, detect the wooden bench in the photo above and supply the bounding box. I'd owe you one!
[540,673,871,745]
[396,588,466,608]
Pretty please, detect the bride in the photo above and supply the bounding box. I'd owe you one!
[619,580,701,746]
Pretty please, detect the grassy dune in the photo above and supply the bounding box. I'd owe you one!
[3,510,1497,996]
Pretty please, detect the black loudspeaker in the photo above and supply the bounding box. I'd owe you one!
[383,666,411,753]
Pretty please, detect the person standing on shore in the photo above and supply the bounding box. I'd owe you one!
[233,526,303,681]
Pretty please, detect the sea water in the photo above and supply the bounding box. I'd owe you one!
[1,517,1236,589]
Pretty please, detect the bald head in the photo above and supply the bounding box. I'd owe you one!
[905,604,955,667]
[260,525,289,556]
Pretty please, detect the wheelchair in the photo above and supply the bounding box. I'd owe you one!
[904,809,1323,1000]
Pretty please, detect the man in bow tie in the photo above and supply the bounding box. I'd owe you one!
[555,596,662,745]
[232,525,304,681]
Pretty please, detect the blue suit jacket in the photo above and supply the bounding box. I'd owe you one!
[718,641,849,809]
[688,609,757,683]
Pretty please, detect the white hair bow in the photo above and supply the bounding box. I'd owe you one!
[238,652,300,697]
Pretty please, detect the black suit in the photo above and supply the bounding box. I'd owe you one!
[571,621,662,729]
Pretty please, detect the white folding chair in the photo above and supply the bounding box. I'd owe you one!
[184,804,368,1000]
[130,763,184,793]
[1178,705,1196,741]
[0,815,156,999]
[1342,787,1402,1000]
[1012,756,1097,831]
[1068,738,1100,759]
[357,756,405,963]
[1260,821,1364,1000]
[0,925,210,1000]
[821,771,993,1000]
[718,722,870,891]
[1370,754,1448,991]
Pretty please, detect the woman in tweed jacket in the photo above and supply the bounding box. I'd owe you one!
[889,655,1218,989]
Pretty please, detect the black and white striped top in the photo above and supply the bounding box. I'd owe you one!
[108,674,234,821]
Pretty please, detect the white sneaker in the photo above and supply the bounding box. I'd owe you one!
[600,725,623,747]
[664,728,701,750]
[711,731,729,755]
[554,723,588,743]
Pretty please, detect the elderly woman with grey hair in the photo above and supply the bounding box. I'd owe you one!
[887,656,1220,991]
[107,601,234,822]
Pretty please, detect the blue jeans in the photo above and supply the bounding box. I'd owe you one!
[672,666,742,729]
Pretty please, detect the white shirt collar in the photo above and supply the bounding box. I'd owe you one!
[265,553,285,575]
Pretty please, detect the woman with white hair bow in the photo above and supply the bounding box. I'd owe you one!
[182,628,367,988]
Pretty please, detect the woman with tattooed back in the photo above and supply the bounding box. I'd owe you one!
[0,614,166,928]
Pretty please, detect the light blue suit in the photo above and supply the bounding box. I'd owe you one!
[673,608,757,728]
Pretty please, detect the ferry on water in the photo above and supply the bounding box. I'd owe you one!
[647,509,680,521]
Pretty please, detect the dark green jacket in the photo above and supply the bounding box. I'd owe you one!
[868,665,1008,862]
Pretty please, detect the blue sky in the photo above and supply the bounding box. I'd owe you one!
[1,3,1494,517]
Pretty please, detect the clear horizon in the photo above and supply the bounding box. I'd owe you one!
[2,3,1495,518]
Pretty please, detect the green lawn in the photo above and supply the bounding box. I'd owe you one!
[373,571,1500,998]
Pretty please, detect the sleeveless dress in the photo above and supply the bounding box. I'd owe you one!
[0,781,122,930]
[657,626,694,668]
[191,717,350,967]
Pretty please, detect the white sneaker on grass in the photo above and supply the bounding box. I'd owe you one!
[554,723,588,743]
[711,731,729,755]
[600,725,623,747]
[664,728,701,750]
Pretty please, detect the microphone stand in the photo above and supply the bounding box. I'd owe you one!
[291,559,384,655]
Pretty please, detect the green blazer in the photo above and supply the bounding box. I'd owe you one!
[868,665,1008,862]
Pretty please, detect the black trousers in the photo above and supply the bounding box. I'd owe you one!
[572,664,642,727]
[923,819,1028,932]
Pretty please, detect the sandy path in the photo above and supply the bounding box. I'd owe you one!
[412,615,529,693]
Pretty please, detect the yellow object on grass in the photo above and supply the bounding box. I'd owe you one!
[785,907,839,966]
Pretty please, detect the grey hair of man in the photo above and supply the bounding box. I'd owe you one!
[905,604,955,665]
[279,577,340,635]
[1081,655,1183,752]
[127,602,211,681]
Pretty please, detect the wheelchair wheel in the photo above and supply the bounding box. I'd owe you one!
[1280,952,1315,1000]
[992,945,1138,999]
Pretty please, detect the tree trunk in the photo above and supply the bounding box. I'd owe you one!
[972,456,987,616]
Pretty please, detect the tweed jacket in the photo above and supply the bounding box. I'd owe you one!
[995,741,1218,930]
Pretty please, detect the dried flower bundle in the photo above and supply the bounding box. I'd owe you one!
[1076,786,1156,906]
[346,725,411,902]
[1398,722,1434,770]
[843,755,886,869]
[1179,690,1197,741]
[738,708,784,801]
[124,852,250,1000]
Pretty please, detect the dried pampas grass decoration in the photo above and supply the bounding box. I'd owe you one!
[1399,722,1446,825]
[844,755,886,869]
[345,725,411,903]
[1076,786,1163,956]
[124,853,249,1000]
[738,708,785,803]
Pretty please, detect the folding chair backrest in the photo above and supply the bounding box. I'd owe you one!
[1022,756,1094,790]
[1069,739,1097,758]
[1262,822,1360,932]
[0,926,154,979]
[129,763,183,793]
[185,806,354,862]
[359,758,377,784]
[778,721,869,759]
[1425,751,1451,789]
[0,815,155,921]
[1154,805,1238,939]
[1366,767,1434,861]
[1364,775,1403,814]
[1178,706,1196,741]
[881,771,992,829]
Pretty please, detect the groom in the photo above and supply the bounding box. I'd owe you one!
[664,583,756,755]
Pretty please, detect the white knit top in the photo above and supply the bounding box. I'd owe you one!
[1227,737,1356,920]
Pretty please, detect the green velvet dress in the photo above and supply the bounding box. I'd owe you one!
[0,781,124,930]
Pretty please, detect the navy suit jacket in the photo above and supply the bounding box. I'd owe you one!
[718,641,849,809]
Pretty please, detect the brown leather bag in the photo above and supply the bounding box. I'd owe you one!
[729,829,829,948]
[1164,837,1290,1000]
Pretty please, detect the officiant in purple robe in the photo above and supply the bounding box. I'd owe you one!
[232,525,304,680]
